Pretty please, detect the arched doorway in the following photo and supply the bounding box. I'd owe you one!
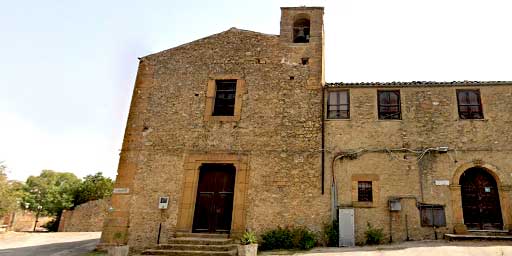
[460,167,503,230]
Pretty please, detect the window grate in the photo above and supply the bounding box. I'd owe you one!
[358,181,372,202]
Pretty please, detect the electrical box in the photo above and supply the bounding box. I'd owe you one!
[389,199,401,211]
[158,197,169,209]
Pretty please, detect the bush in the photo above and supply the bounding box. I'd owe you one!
[323,219,339,247]
[42,218,59,232]
[364,222,384,245]
[260,226,317,251]
[293,227,316,250]
[261,226,293,250]
[240,231,257,245]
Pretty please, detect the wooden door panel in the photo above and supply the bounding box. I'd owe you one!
[192,164,235,233]
[192,192,214,232]
[460,168,502,230]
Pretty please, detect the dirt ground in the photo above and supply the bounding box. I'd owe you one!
[0,231,101,256]
[260,240,512,256]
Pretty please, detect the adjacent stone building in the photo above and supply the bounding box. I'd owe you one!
[99,6,512,250]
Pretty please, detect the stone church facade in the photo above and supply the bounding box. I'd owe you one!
[99,6,512,249]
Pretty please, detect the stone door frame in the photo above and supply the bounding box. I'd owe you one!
[450,161,512,233]
[176,153,249,236]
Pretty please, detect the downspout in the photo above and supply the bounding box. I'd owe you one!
[321,86,325,195]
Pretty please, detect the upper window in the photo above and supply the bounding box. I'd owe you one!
[293,18,310,43]
[378,90,401,120]
[213,80,237,116]
[327,91,349,119]
[357,181,373,202]
[457,89,483,119]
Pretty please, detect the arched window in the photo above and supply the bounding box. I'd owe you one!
[293,18,310,43]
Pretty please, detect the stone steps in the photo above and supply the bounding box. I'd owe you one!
[445,230,512,241]
[142,249,237,256]
[174,232,229,239]
[141,233,238,256]
[467,230,510,236]
[157,243,238,251]
[167,237,234,245]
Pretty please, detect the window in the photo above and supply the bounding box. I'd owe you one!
[327,91,349,119]
[293,18,310,43]
[357,181,373,202]
[378,90,401,120]
[457,89,483,119]
[213,80,237,116]
[419,204,446,227]
[204,76,244,122]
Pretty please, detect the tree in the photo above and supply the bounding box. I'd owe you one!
[0,163,24,216]
[73,172,113,206]
[22,170,81,216]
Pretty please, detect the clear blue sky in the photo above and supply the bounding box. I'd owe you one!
[1,0,511,181]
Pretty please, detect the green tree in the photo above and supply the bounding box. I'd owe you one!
[0,163,24,216]
[22,170,81,216]
[73,172,113,206]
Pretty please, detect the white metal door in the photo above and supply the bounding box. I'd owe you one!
[338,208,355,246]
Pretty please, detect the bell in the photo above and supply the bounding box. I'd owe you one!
[294,28,307,43]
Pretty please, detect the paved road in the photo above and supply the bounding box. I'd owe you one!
[0,232,101,256]
[260,240,512,256]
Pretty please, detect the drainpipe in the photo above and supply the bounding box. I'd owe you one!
[321,86,325,195]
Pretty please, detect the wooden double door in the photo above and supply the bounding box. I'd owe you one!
[192,164,236,233]
[460,167,503,230]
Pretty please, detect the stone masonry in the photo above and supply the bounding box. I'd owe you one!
[99,6,512,250]
[58,198,110,232]
[326,82,512,243]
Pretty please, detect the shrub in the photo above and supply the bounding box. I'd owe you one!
[240,231,257,245]
[293,227,316,250]
[261,226,293,250]
[323,219,339,247]
[364,222,384,245]
[42,218,59,232]
[260,226,317,251]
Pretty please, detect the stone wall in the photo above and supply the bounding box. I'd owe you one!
[326,84,512,244]
[100,7,331,250]
[59,198,110,232]
[2,211,53,231]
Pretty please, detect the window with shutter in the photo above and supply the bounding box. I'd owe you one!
[378,90,401,120]
[327,90,350,119]
[457,89,483,119]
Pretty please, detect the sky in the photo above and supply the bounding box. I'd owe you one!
[1,0,511,181]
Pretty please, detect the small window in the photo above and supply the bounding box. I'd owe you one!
[419,204,446,227]
[327,91,350,119]
[213,80,237,116]
[457,89,483,119]
[293,18,310,43]
[378,90,401,120]
[358,181,373,202]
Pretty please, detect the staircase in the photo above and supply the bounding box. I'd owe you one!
[141,233,238,256]
[445,230,512,241]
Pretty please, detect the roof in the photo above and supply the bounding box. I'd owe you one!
[326,81,512,88]
[142,27,278,59]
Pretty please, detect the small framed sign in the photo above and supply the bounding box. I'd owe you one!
[113,188,130,194]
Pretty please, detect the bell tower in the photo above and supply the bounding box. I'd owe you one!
[280,7,324,88]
